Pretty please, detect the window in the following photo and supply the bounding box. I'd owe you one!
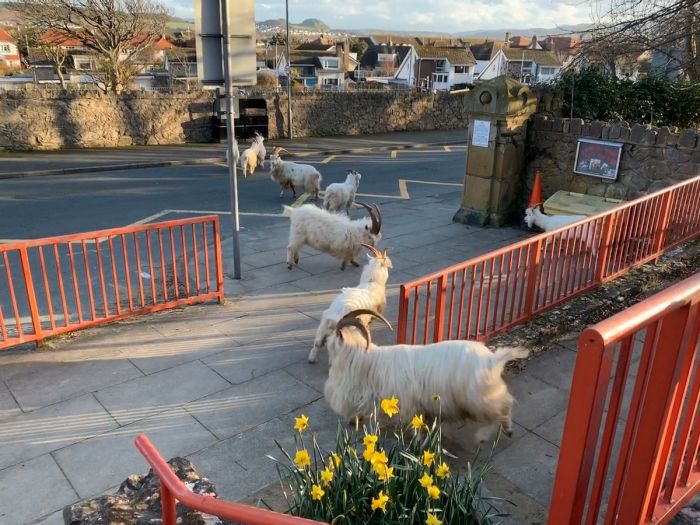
[322,58,339,68]
[0,44,10,52]
[433,73,448,83]
[322,77,338,85]
[454,65,470,74]
[540,67,556,75]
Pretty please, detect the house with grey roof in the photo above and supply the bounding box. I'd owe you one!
[394,45,477,90]
[476,47,562,84]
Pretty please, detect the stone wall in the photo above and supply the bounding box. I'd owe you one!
[0,89,215,151]
[525,115,700,203]
[260,91,469,139]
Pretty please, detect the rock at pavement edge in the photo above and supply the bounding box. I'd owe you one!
[63,457,223,525]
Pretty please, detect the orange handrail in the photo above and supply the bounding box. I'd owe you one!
[134,435,327,525]
[549,273,700,524]
[397,173,700,344]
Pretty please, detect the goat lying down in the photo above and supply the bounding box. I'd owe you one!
[524,204,596,255]
[324,309,528,438]
[284,202,382,270]
[308,243,392,363]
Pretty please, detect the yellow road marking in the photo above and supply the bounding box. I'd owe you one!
[321,155,336,164]
[291,193,312,208]
[390,150,398,159]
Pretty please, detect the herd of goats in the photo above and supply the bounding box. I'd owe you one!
[224,133,595,441]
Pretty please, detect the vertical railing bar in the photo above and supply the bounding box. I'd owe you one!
[202,222,211,294]
[95,238,109,318]
[3,251,23,338]
[108,236,122,316]
[446,272,456,339]
[192,223,201,296]
[482,258,495,335]
[595,214,616,283]
[396,284,410,344]
[464,266,476,339]
[455,268,467,339]
[53,244,70,325]
[433,275,447,343]
[160,482,177,525]
[212,218,224,301]
[133,232,146,309]
[635,199,656,261]
[158,228,168,302]
[120,233,134,311]
[566,224,583,294]
[81,240,97,321]
[492,254,505,332]
[411,287,419,345]
[67,242,84,324]
[423,282,432,345]
[474,261,486,338]
[38,246,56,330]
[180,226,190,297]
[620,200,641,269]
[0,304,7,341]
[541,234,557,307]
[680,379,700,483]
[512,247,524,319]
[500,250,514,326]
[555,230,572,301]
[18,247,43,340]
[169,227,179,300]
[145,232,157,306]
[607,208,627,277]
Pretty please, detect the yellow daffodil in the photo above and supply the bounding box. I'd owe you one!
[363,444,375,462]
[370,449,388,467]
[381,396,400,417]
[422,450,436,467]
[419,473,434,488]
[427,484,440,500]
[310,484,325,501]
[293,414,309,432]
[411,414,425,430]
[426,512,443,525]
[371,490,389,512]
[363,434,378,447]
[374,463,394,482]
[329,452,341,469]
[432,394,440,401]
[294,449,311,469]
[436,462,450,478]
[320,467,334,486]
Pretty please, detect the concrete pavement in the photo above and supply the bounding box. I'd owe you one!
[0,129,467,179]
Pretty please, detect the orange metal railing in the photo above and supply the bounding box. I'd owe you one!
[0,216,224,350]
[397,174,700,344]
[135,435,326,525]
[549,272,700,525]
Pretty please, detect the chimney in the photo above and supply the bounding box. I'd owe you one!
[530,34,538,49]
[505,32,511,47]
[337,40,349,72]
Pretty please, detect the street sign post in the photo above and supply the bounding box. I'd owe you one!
[194,0,256,280]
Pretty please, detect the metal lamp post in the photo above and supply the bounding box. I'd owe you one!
[285,0,293,139]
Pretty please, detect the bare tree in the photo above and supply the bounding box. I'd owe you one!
[583,0,699,81]
[38,39,69,88]
[12,0,170,92]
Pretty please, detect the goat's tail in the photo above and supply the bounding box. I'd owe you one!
[493,346,529,364]
[282,205,295,218]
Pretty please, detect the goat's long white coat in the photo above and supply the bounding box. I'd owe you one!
[308,253,391,363]
[325,328,527,435]
[524,207,596,254]
[270,156,322,199]
[284,204,380,269]
[324,172,361,214]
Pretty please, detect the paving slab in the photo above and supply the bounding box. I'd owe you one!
[183,369,321,440]
[213,308,318,345]
[0,454,77,525]
[508,373,570,431]
[95,360,232,425]
[0,393,118,470]
[52,407,217,499]
[30,510,65,525]
[0,381,21,422]
[526,346,577,392]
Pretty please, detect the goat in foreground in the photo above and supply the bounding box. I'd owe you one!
[324,170,362,214]
[524,204,597,255]
[270,147,322,200]
[239,133,265,178]
[308,243,392,363]
[284,202,382,270]
[324,309,528,439]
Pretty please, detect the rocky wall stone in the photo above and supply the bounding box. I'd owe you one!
[524,115,700,205]
[0,89,216,151]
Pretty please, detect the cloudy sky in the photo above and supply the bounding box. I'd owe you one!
[171,0,594,33]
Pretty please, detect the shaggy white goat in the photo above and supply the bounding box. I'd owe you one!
[524,204,597,254]
[284,202,382,270]
[324,309,528,438]
[253,131,266,168]
[324,170,362,214]
[269,147,322,200]
[239,134,265,178]
[308,243,392,363]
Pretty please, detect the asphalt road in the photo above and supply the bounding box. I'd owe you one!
[0,146,467,241]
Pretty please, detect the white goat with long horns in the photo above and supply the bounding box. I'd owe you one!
[239,133,265,178]
[308,243,392,363]
[270,147,322,200]
[324,170,362,214]
[324,309,528,440]
[283,202,382,270]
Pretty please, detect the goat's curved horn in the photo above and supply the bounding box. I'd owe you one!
[360,242,382,257]
[339,309,393,331]
[336,317,371,349]
[357,202,380,235]
[372,204,382,232]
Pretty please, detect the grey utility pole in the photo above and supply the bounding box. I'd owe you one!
[285,0,293,139]
[220,0,242,279]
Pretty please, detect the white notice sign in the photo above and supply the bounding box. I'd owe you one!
[472,120,490,147]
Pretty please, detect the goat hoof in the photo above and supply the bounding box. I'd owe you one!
[287,264,293,270]
[504,428,513,438]
[351,260,360,267]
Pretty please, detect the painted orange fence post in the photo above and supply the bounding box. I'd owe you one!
[19,246,43,345]
[523,238,542,317]
[595,213,616,283]
[396,284,410,344]
[213,216,225,304]
[433,274,448,343]
[653,190,675,262]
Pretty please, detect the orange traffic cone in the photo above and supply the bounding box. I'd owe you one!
[529,169,543,208]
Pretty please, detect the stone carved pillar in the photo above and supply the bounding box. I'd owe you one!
[453,77,537,226]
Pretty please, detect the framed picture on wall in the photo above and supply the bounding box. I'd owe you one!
[573,138,624,181]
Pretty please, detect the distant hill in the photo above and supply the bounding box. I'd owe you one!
[257,17,332,32]
[455,24,591,40]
